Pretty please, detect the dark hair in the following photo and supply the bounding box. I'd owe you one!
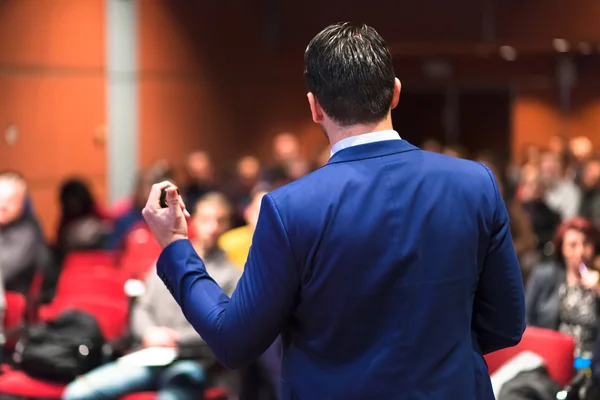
[553,217,600,260]
[304,22,396,126]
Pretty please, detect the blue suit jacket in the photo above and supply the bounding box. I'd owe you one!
[157,139,526,399]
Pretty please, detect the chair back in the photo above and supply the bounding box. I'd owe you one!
[484,327,575,386]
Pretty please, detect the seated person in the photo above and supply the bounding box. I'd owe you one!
[219,185,270,270]
[0,172,52,294]
[105,167,170,251]
[63,193,241,400]
[526,217,600,359]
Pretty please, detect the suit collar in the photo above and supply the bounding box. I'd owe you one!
[327,139,420,164]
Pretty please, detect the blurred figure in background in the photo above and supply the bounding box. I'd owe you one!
[223,156,262,228]
[272,132,301,163]
[421,138,442,153]
[570,136,594,182]
[519,167,561,257]
[63,193,241,400]
[55,178,108,259]
[526,218,600,359]
[442,144,468,158]
[539,151,581,220]
[219,185,270,271]
[476,152,537,282]
[0,172,52,294]
[579,159,600,229]
[183,151,217,215]
[262,133,307,186]
[104,167,170,251]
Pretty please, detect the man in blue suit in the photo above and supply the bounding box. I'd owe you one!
[143,22,525,399]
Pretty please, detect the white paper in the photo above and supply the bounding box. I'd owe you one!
[117,347,178,367]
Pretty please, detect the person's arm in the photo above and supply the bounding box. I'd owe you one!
[157,194,299,369]
[0,224,38,283]
[472,166,526,355]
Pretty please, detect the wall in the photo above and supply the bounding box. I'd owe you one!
[137,0,324,180]
[512,60,600,163]
[0,0,106,240]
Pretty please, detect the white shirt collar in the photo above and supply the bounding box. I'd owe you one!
[330,130,401,157]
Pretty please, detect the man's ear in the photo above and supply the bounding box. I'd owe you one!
[390,78,402,110]
[307,92,324,124]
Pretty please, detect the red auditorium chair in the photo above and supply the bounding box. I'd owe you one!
[484,326,575,387]
[62,251,116,274]
[4,291,26,350]
[119,223,163,280]
[39,298,128,341]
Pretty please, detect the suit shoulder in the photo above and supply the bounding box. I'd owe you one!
[268,167,332,203]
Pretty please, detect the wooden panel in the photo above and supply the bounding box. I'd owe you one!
[0,0,104,68]
[0,74,106,238]
[495,0,600,42]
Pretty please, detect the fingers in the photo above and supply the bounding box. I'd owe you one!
[178,195,191,218]
[166,187,183,217]
[146,181,175,210]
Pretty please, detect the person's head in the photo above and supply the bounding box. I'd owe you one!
[421,139,442,153]
[237,156,261,183]
[133,168,169,209]
[539,151,564,182]
[521,144,542,167]
[304,23,401,140]
[59,178,96,220]
[549,135,567,156]
[581,159,600,190]
[570,136,593,163]
[244,185,270,231]
[192,192,233,251]
[519,166,545,202]
[186,151,213,182]
[272,133,300,162]
[553,217,600,270]
[0,172,27,226]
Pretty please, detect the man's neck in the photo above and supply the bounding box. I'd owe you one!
[327,118,394,149]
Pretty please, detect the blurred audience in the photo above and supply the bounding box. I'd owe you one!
[183,151,217,215]
[62,192,241,400]
[219,185,270,270]
[104,167,169,250]
[55,178,108,259]
[0,172,52,294]
[526,218,600,359]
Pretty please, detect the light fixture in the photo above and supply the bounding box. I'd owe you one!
[578,42,592,55]
[499,46,517,61]
[553,38,569,53]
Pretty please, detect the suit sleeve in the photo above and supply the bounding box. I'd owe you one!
[472,166,526,355]
[156,194,299,369]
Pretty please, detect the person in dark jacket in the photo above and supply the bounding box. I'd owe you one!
[526,217,600,359]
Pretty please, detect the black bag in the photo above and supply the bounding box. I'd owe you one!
[15,309,106,383]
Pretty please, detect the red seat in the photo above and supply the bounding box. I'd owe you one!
[484,327,575,386]
[39,298,128,341]
[119,223,163,280]
[0,369,65,398]
[4,291,26,350]
[50,268,127,305]
[62,251,116,274]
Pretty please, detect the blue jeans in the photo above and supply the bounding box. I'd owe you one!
[62,360,205,400]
